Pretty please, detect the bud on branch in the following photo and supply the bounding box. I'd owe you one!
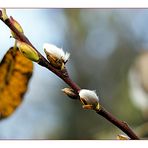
[10,16,24,39]
[17,41,40,62]
[62,88,78,99]
[79,89,100,110]
[44,43,70,70]
[117,134,130,140]
[1,9,8,21]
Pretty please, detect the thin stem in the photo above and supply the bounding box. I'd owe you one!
[1,17,68,79]
[1,16,81,93]
[96,106,140,140]
[62,76,81,93]
[0,10,140,140]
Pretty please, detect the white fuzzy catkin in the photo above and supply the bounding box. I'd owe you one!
[43,43,70,62]
[79,89,99,104]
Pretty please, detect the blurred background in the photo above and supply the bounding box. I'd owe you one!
[0,9,148,139]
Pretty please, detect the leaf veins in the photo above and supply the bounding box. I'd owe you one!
[0,47,33,119]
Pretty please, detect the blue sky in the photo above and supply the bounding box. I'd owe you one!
[0,9,66,139]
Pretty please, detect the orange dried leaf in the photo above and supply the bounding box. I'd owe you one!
[0,47,33,119]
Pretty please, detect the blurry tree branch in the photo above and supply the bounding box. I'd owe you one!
[0,9,140,140]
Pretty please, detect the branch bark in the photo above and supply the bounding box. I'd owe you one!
[0,10,140,140]
[97,106,139,139]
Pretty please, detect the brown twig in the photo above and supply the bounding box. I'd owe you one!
[0,10,140,140]
[96,106,139,139]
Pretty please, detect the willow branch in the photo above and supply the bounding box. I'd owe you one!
[0,10,140,140]
[96,106,139,139]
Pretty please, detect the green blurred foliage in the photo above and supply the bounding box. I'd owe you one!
[49,9,148,140]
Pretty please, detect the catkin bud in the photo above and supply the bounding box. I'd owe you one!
[43,43,70,70]
[117,134,129,140]
[79,89,100,110]
[17,41,39,62]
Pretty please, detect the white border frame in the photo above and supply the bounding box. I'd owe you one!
[1,0,148,8]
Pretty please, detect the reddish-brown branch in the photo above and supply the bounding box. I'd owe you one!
[0,11,2,18]
[97,106,140,139]
[0,11,140,140]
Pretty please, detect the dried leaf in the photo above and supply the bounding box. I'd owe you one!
[0,47,33,119]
